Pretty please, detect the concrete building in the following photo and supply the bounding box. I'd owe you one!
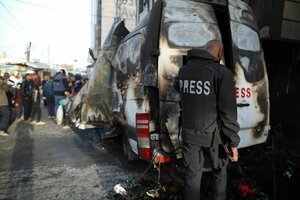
[91,0,137,57]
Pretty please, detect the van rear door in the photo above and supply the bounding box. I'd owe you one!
[228,0,270,147]
[157,0,222,154]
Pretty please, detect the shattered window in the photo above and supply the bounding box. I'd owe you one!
[167,22,221,48]
[231,22,260,52]
[235,50,265,83]
[231,22,265,83]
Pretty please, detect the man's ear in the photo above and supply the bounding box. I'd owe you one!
[218,50,223,61]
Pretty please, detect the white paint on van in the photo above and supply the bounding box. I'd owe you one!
[228,2,255,24]
[238,127,269,148]
[235,61,269,147]
[231,22,260,52]
[168,23,221,47]
[164,0,217,24]
[124,79,150,128]
[164,0,221,48]
[129,138,138,154]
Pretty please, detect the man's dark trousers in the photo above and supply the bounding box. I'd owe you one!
[0,105,10,131]
[23,98,32,120]
[46,96,55,117]
[183,142,228,200]
[31,103,41,122]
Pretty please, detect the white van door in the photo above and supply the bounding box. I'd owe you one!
[228,0,270,148]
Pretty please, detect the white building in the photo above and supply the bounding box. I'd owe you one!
[91,0,138,57]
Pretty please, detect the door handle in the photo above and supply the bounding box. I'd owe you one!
[237,103,250,107]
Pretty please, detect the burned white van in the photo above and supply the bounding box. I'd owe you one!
[110,0,270,162]
[66,0,269,162]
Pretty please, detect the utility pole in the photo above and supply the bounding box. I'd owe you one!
[47,44,50,66]
[25,42,31,62]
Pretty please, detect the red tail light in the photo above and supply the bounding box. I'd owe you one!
[136,113,151,160]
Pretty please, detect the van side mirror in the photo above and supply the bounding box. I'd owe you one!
[89,48,96,62]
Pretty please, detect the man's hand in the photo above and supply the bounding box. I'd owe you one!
[229,147,238,162]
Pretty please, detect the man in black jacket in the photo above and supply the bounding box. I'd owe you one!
[174,40,240,200]
[21,71,34,121]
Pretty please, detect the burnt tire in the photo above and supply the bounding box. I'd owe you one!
[122,133,138,162]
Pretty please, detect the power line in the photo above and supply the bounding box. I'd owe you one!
[0,6,26,38]
[0,9,27,38]
[0,0,29,35]
[11,0,60,10]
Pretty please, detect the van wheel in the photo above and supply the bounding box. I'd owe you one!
[122,134,138,162]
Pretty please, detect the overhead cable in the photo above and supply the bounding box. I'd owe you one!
[12,0,59,10]
[0,0,29,35]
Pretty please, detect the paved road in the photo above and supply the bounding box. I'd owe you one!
[0,108,148,200]
[2,107,284,200]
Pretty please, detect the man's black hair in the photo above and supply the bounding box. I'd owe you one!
[60,69,66,75]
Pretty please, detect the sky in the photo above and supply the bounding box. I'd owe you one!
[0,0,91,65]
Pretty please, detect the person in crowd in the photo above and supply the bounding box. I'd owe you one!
[0,78,10,136]
[42,75,48,87]
[53,69,71,128]
[42,75,49,106]
[21,70,34,122]
[72,80,83,96]
[5,80,15,103]
[6,80,17,129]
[75,74,82,82]
[33,71,41,86]
[3,72,15,86]
[3,72,10,81]
[16,72,23,84]
[173,40,240,200]
[14,83,22,120]
[43,76,55,118]
[30,81,45,125]
[68,73,76,86]
[82,77,89,85]
[53,69,70,115]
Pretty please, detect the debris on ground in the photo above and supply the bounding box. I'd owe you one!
[114,183,127,196]
[146,185,166,198]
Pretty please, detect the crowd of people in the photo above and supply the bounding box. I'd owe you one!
[0,69,85,137]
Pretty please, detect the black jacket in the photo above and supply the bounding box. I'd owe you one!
[174,49,240,148]
[21,79,34,100]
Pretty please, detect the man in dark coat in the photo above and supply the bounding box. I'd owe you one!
[174,40,240,200]
[42,76,55,118]
[21,70,34,121]
[53,69,70,115]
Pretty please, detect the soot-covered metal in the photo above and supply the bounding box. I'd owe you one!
[66,0,270,159]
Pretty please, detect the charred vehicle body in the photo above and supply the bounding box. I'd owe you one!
[66,0,270,162]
